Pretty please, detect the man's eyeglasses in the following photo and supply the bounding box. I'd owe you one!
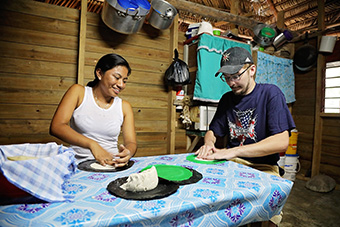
[220,65,252,82]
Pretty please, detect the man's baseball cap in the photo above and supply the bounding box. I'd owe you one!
[215,47,254,77]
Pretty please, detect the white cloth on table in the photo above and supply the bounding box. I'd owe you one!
[0,142,76,202]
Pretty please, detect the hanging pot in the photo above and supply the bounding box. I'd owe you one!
[147,0,178,30]
[101,0,151,34]
[252,23,277,47]
[293,44,318,72]
[273,29,293,50]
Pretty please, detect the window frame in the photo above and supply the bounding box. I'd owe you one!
[322,61,340,116]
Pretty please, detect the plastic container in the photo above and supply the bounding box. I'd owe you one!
[278,155,286,169]
[286,129,298,155]
[185,23,200,39]
[213,30,221,36]
[283,154,300,181]
[284,154,300,172]
[319,36,337,53]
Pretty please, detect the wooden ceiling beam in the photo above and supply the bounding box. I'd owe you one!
[284,0,338,22]
[289,8,340,32]
[214,21,229,27]
[166,0,260,29]
[266,0,278,20]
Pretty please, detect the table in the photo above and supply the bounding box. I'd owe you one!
[0,153,293,227]
[186,130,206,153]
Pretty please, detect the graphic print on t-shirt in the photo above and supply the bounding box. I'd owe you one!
[228,108,257,145]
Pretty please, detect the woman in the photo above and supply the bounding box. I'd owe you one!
[50,53,137,167]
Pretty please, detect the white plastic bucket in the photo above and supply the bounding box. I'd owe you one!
[283,155,300,181]
[278,155,285,169]
[284,155,300,172]
[319,36,337,53]
[283,171,296,181]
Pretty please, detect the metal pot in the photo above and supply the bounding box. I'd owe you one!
[273,30,293,50]
[252,23,276,47]
[147,0,177,30]
[101,0,150,34]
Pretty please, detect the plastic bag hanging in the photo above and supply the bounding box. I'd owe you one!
[165,49,191,86]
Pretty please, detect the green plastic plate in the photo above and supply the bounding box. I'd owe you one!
[186,154,226,164]
[141,164,193,182]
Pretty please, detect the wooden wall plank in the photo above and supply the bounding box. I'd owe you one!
[0,89,66,105]
[0,41,78,63]
[0,26,78,50]
[0,0,79,22]
[0,10,79,36]
[85,38,170,62]
[0,57,77,78]
[83,57,168,76]
[0,119,168,136]
[0,104,58,120]
[0,73,75,91]
[86,24,170,51]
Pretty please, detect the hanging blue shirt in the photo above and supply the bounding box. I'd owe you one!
[209,83,296,165]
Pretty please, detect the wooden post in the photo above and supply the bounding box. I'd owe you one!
[167,15,179,154]
[77,0,87,85]
[277,11,284,30]
[230,0,239,35]
[311,0,325,177]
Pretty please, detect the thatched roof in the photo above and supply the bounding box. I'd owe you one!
[37,0,340,39]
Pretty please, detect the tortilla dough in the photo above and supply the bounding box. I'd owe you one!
[120,166,158,192]
[90,162,116,170]
[195,156,212,161]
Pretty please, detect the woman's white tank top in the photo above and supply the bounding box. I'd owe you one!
[70,86,123,159]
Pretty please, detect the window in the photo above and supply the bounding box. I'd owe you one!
[324,61,340,113]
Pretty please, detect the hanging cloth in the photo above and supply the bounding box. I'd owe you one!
[193,34,252,102]
[256,51,296,103]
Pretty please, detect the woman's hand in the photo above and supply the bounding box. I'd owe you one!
[113,144,132,167]
[90,142,115,166]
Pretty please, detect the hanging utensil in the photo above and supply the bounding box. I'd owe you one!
[252,23,277,47]
[293,32,318,72]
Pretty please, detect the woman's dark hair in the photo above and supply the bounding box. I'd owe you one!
[87,53,131,87]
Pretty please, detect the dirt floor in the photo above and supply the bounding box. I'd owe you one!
[280,176,340,227]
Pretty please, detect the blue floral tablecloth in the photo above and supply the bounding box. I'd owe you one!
[0,153,293,227]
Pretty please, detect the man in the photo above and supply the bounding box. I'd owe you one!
[195,46,296,227]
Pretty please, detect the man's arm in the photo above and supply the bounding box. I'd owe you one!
[195,130,216,157]
[205,130,289,160]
